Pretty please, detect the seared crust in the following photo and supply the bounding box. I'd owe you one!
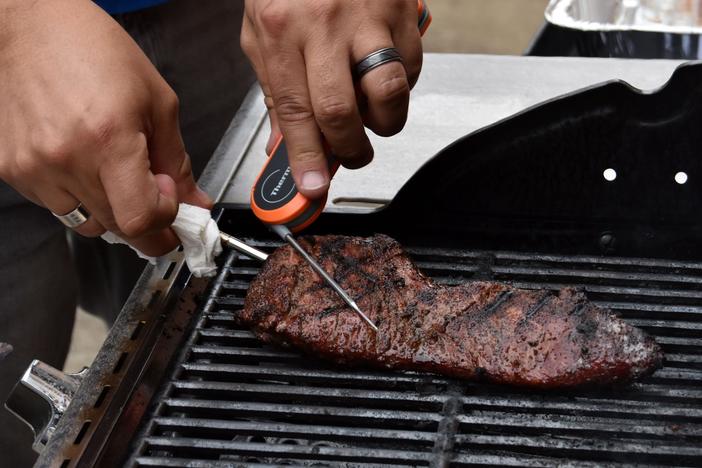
[240,235,663,388]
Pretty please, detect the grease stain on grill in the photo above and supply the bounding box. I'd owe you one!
[126,243,702,467]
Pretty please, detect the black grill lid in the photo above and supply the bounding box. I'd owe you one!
[384,62,702,260]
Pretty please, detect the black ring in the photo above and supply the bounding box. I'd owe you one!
[353,47,403,80]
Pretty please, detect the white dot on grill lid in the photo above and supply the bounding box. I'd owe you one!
[675,172,688,184]
[603,168,617,182]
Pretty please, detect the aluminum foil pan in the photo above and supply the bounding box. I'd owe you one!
[546,0,702,33]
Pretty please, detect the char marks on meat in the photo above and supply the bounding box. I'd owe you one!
[239,235,663,388]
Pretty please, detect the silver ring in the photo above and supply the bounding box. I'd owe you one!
[52,203,90,229]
[353,47,403,80]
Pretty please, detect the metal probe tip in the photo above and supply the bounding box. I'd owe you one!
[219,232,269,262]
[270,225,379,333]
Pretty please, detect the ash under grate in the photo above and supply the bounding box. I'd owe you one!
[127,241,702,467]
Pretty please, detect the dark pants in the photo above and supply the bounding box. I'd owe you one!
[0,1,254,466]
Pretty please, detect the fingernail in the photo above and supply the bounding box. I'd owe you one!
[301,171,327,191]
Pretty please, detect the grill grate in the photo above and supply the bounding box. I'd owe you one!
[127,240,702,467]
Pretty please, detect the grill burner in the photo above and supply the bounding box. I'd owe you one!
[125,233,702,467]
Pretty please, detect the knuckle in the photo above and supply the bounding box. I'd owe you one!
[406,59,423,89]
[15,152,43,177]
[174,153,193,183]
[75,222,106,238]
[162,90,180,119]
[371,117,407,137]
[240,28,257,57]
[257,2,290,34]
[374,75,410,105]
[311,0,341,22]
[337,146,374,169]
[389,0,414,14]
[263,94,275,112]
[291,149,324,165]
[140,239,179,257]
[120,209,160,238]
[84,113,121,148]
[102,219,121,233]
[315,96,355,128]
[275,92,315,125]
[39,137,74,168]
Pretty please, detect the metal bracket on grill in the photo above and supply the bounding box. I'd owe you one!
[4,360,87,453]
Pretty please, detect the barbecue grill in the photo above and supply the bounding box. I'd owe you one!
[7,54,702,467]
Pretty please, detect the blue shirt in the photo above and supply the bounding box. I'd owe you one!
[95,0,169,14]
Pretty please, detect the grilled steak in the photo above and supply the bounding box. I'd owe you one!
[240,235,663,388]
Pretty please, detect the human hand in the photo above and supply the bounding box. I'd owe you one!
[0,0,211,256]
[241,0,424,199]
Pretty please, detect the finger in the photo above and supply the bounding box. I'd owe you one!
[99,132,179,238]
[241,16,281,157]
[354,36,411,137]
[306,40,373,170]
[264,48,329,199]
[37,187,106,238]
[149,87,212,210]
[392,19,423,90]
[266,109,282,156]
[120,228,180,258]
[106,175,180,257]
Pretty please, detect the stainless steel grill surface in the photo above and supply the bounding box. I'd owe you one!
[126,239,702,467]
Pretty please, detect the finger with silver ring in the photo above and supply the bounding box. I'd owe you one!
[353,40,410,137]
[45,191,106,237]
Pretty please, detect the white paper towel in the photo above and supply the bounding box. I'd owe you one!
[101,203,223,278]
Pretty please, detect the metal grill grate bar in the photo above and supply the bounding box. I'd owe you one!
[454,412,702,437]
[171,381,447,406]
[141,437,434,464]
[181,361,452,386]
[136,459,384,468]
[150,417,436,444]
[162,398,443,425]
[454,433,701,457]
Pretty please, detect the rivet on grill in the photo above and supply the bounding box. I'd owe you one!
[599,232,616,252]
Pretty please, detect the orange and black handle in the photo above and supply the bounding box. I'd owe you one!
[251,0,432,233]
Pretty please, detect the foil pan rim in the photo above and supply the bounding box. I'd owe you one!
[546,0,702,34]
